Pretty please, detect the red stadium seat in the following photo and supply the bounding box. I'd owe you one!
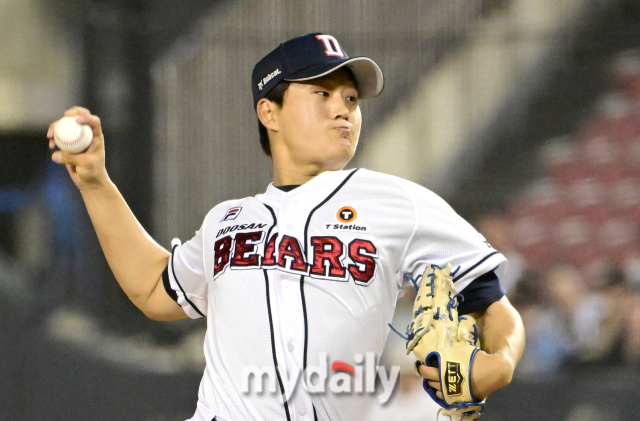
[622,136,640,178]
[565,178,612,225]
[553,216,601,270]
[608,178,640,224]
[510,214,556,269]
[511,178,570,226]
[540,137,589,185]
[597,217,639,265]
[578,135,625,183]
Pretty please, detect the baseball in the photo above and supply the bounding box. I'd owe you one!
[53,116,93,153]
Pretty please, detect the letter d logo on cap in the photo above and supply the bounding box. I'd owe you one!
[316,35,344,58]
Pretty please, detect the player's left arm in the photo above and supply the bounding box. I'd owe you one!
[466,296,525,399]
[419,295,525,401]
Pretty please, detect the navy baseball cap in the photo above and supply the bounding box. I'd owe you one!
[252,32,384,109]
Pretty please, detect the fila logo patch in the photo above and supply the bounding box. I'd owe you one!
[316,35,344,58]
[222,207,242,222]
[444,361,464,396]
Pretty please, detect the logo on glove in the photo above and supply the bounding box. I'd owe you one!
[445,361,464,396]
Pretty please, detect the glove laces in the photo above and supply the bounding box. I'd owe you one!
[389,265,463,342]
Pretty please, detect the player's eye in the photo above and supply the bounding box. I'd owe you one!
[346,95,358,104]
[316,91,330,97]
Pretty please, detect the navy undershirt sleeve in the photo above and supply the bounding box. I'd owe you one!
[162,264,179,302]
[457,270,505,315]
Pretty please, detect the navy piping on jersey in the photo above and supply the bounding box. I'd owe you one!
[303,168,360,251]
[262,204,278,249]
[301,168,361,356]
[302,167,361,367]
[299,275,310,372]
[261,203,292,421]
[452,251,500,282]
[264,270,292,421]
[300,168,360,421]
[298,279,320,421]
[166,244,206,318]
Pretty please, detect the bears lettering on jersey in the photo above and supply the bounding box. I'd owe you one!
[277,235,308,273]
[310,236,347,279]
[213,230,377,284]
[348,239,378,286]
[214,236,233,276]
[262,233,278,268]
[231,231,265,268]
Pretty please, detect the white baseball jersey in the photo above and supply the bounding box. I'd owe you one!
[163,168,507,421]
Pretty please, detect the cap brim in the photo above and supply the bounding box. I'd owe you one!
[285,57,384,99]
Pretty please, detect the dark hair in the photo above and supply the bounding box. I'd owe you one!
[258,81,290,157]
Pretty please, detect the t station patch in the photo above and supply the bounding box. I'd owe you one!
[325,206,369,233]
[222,207,242,222]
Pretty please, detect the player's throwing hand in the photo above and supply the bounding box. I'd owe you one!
[47,106,108,190]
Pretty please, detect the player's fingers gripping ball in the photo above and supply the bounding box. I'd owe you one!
[405,263,484,420]
[53,116,93,154]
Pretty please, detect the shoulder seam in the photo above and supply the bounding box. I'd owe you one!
[453,251,501,282]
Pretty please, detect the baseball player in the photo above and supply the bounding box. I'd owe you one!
[47,33,525,421]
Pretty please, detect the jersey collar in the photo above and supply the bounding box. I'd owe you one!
[259,169,359,202]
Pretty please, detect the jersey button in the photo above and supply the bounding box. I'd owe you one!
[288,343,294,352]
[299,409,306,416]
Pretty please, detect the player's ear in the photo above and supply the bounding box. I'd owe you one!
[256,98,280,132]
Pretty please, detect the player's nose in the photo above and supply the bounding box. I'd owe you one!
[330,95,350,120]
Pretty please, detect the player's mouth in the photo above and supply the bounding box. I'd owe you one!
[334,124,353,134]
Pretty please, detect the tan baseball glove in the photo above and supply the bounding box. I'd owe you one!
[405,263,485,420]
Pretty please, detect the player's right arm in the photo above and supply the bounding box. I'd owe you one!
[47,106,187,322]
